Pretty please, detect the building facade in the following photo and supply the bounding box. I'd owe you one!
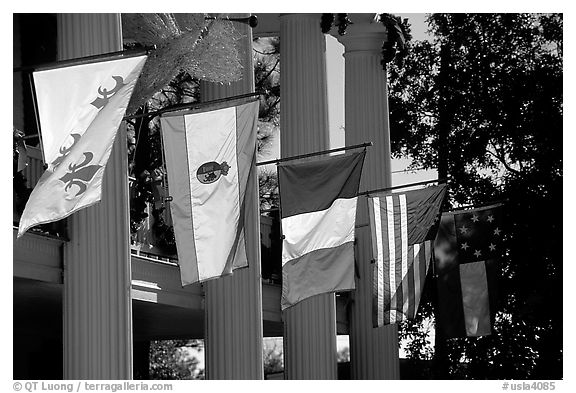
[13,13,399,380]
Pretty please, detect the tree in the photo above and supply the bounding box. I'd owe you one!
[263,339,284,376]
[254,37,281,210]
[254,37,280,125]
[337,346,350,363]
[389,13,562,379]
[149,340,205,379]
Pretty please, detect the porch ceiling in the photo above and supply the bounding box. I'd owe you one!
[252,13,280,37]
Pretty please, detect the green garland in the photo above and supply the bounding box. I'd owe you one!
[320,13,412,68]
[378,13,412,68]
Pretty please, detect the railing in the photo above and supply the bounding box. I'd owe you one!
[129,176,178,263]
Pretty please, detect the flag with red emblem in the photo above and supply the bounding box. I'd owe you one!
[160,97,259,285]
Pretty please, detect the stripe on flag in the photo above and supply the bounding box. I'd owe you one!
[369,184,447,327]
[460,261,491,336]
[160,98,259,285]
[279,151,366,309]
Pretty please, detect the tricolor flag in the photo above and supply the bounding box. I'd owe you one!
[434,204,502,338]
[17,54,147,237]
[278,151,366,309]
[369,184,447,327]
[160,98,259,285]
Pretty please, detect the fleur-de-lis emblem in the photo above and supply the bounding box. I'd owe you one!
[59,152,102,198]
[90,76,125,109]
[51,133,81,169]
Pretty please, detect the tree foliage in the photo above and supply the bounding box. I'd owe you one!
[254,37,281,210]
[149,340,205,380]
[337,346,350,363]
[389,13,562,379]
[320,13,411,68]
[263,339,284,376]
[254,37,280,125]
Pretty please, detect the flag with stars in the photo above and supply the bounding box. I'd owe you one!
[434,204,503,338]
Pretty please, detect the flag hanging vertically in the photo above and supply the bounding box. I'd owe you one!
[278,151,366,309]
[17,54,147,237]
[434,204,503,338]
[368,184,447,327]
[160,98,259,285]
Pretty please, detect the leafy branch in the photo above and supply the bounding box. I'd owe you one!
[486,142,524,176]
[320,13,412,68]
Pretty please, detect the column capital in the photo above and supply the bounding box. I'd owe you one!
[334,13,388,54]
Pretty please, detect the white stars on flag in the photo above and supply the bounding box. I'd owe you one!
[453,205,503,263]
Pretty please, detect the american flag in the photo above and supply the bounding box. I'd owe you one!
[368,184,447,327]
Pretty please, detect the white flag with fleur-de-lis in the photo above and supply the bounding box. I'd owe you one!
[17,54,147,238]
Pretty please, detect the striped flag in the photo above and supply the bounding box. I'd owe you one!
[369,184,447,327]
[160,98,259,285]
[278,151,366,309]
[17,55,147,237]
[434,204,502,337]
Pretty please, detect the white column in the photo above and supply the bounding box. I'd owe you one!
[337,14,400,379]
[200,14,264,380]
[280,13,337,380]
[59,14,133,379]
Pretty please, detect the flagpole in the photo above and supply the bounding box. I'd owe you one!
[255,142,373,166]
[357,177,448,196]
[123,92,262,121]
[157,104,171,208]
[256,177,450,213]
[446,199,507,213]
[163,142,372,203]
[13,47,152,73]
[21,93,263,141]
